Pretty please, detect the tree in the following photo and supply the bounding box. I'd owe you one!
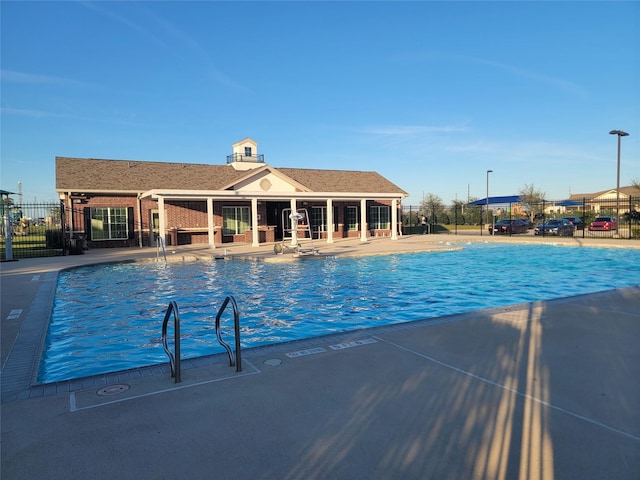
[518,184,546,222]
[419,193,445,224]
[446,199,467,224]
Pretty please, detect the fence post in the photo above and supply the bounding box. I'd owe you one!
[3,208,13,261]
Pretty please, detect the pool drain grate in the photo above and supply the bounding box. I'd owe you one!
[97,384,130,396]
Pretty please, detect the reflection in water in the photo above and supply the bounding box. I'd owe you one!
[40,243,640,383]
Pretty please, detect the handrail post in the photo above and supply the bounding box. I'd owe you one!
[231,296,242,372]
[174,306,181,382]
[161,301,181,383]
[156,235,167,263]
[215,295,242,372]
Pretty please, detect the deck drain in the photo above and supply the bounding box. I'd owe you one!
[264,359,282,366]
[97,384,130,396]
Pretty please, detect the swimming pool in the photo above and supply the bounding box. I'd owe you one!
[38,243,640,383]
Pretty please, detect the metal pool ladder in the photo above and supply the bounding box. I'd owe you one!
[161,300,181,383]
[161,295,242,384]
[215,296,242,373]
[156,235,167,262]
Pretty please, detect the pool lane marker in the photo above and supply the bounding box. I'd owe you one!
[6,309,22,320]
[286,347,326,358]
[285,338,377,358]
[329,338,377,350]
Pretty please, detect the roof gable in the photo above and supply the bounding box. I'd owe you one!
[222,166,310,193]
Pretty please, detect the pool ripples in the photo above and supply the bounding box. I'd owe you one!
[38,243,640,383]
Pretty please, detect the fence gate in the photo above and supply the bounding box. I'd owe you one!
[1,201,66,260]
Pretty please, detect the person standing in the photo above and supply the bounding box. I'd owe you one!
[420,215,427,234]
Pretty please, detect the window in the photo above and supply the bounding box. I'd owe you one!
[311,207,327,233]
[90,207,129,240]
[311,206,338,234]
[346,206,358,231]
[223,206,250,235]
[369,205,390,230]
[244,147,252,157]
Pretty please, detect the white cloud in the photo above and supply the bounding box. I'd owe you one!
[0,70,90,88]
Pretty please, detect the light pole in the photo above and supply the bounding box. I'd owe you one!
[486,169,493,235]
[609,130,629,231]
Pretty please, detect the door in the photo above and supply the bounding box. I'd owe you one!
[266,202,290,241]
[150,210,160,246]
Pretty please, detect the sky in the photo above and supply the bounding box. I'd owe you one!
[1,1,639,205]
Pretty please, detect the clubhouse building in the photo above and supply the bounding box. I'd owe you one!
[56,138,408,249]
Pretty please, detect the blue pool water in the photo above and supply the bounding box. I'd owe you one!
[38,243,640,383]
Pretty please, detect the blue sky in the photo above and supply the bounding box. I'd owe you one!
[1,1,639,205]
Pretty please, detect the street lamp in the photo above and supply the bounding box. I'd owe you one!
[486,170,493,235]
[609,130,629,231]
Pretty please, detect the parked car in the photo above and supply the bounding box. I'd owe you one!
[521,218,534,229]
[562,216,585,230]
[623,210,640,222]
[489,219,529,234]
[534,218,575,236]
[588,216,617,231]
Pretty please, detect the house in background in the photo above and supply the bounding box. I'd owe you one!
[567,186,639,214]
[56,138,408,249]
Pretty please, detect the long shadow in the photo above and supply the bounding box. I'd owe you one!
[274,288,640,479]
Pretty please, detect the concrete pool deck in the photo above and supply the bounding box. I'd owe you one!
[1,234,639,479]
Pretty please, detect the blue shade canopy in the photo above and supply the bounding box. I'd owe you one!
[468,195,520,205]
[555,199,583,207]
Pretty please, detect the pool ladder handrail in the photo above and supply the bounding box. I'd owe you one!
[161,300,182,383]
[215,295,242,372]
[156,235,167,263]
[161,296,242,384]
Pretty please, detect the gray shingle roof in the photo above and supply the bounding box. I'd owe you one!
[277,167,407,194]
[56,157,408,195]
[56,157,244,192]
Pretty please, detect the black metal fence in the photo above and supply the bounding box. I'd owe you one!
[402,196,640,240]
[1,201,66,260]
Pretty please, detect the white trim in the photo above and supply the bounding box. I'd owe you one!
[158,196,166,246]
[140,189,406,201]
[289,198,298,246]
[251,198,259,247]
[326,199,334,244]
[360,198,368,242]
[391,198,398,240]
[207,198,215,249]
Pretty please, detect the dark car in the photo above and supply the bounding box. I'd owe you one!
[489,219,529,234]
[563,216,584,230]
[588,216,617,231]
[521,218,534,229]
[534,218,575,236]
[623,210,640,222]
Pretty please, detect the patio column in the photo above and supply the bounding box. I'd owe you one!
[137,194,143,248]
[326,199,334,243]
[391,198,398,240]
[158,196,166,246]
[251,198,259,247]
[360,198,368,242]
[290,198,298,246]
[66,192,74,239]
[207,197,215,249]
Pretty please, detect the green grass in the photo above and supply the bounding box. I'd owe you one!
[0,232,64,259]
